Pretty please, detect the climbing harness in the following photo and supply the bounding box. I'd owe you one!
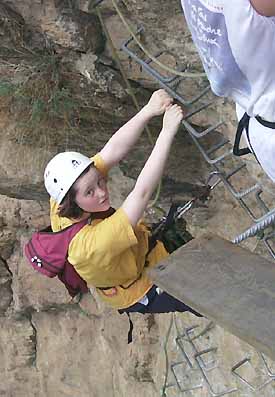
[233,112,254,157]
[120,184,214,345]
[233,112,275,164]
[150,177,218,253]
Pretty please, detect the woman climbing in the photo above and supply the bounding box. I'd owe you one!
[181,0,275,182]
[42,89,201,323]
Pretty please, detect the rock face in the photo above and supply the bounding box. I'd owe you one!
[0,0,275,396]
[0,257,12,313]
[4,0,105,52]
[0,2,24,47]
[39,7,105,52]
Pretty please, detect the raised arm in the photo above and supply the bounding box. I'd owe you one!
[99,90,172,169]
[122,104,184,227]
[250,0,275,15]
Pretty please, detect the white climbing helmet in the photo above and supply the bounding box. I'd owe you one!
[44,152,92,204]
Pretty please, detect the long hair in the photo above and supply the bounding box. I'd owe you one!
[58,164,93,219]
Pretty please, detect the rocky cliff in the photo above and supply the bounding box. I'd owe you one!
[0,1,274,396]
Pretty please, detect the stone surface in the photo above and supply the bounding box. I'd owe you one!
[0,315,39,396]
[149,235,275,361]
[0,1,24,46]
[5,0,105,52]
[0,257,12,313]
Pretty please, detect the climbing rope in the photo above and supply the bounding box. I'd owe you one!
[89,2,162,206]
[89,0,208,207]
[94,6,154,146]
[161,313,175,397]
[110,0,206,79]
[92,0,206,79]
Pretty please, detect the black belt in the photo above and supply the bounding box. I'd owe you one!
[233,112,275,162]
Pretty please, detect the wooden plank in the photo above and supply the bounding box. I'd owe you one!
[149,235,275,360]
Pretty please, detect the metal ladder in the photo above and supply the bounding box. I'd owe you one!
[121,28,275,260]
[162,316,275,396]
[89,3,275,394]
[117,24,275,397]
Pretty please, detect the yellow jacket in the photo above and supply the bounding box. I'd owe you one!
[50,154,168,309]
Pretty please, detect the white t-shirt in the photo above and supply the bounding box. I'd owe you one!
[181,0,275,121]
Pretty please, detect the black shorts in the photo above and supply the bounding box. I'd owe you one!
[119,285,202,317]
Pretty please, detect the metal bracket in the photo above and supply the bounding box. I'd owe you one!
[232,357,274,392]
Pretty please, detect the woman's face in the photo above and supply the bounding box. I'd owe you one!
[74,166,110,213]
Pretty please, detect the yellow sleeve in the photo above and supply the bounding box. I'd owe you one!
[91,153,109,177]
[50,197,73,231]
[68,208,139,286]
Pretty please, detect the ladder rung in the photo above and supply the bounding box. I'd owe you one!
[121,36,210,106]
[188,131,233,164]
[206,139,229,155]
[233,184,260,199]
[225,164,246,179]
[200,121,225,137]
[184,102,213,122]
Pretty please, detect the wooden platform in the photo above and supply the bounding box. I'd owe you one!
[149,235,275,360]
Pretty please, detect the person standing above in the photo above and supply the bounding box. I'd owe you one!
[181,0,275,182]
